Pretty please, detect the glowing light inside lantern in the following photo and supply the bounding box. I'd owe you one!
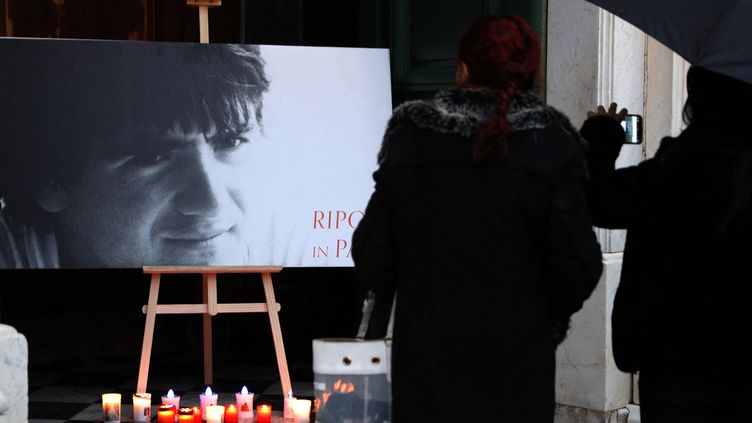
[323,379,357,405]
[333,379,356,393]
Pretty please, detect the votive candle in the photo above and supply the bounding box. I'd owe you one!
[235,386,254,422]
[178,407,195,422]
[162,389,181,410]
[256,404,272,423]
[102,393,121,423]
[133,393,152,422]
[192,406,202,423]
[206,405,224,423]
[200,387,218,417]
[293,399,311,423]
[158,404,176,423]
[224,404,238,423]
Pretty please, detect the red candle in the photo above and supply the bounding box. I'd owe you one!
[224,404,238,423]
[192,406,202,423]
[177,407,194,423]
[158,404,176,423]
[256,404,272,423]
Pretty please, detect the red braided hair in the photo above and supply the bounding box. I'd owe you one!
[457,15,541,161]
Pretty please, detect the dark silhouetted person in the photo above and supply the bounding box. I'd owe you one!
[582,66,752,422]
[353,15,603,422]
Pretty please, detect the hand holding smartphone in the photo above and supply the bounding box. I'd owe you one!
[586,104,642,144]
[621,114,643,144]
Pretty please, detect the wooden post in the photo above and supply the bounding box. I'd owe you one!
[137,266,291,396]
[136,273,161,394]
[202,273,214,385]
[263,272,293,396]
[187,0,222,44]
[3,0,12,37]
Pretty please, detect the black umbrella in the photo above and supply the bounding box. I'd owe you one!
[584,0,752,84]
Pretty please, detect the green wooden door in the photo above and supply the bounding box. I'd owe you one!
[384,0,547,104]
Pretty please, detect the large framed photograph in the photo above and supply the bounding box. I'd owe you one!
[0,39,392,268]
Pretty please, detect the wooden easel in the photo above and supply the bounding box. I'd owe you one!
[136,266,293,396]
[188,0,220,43]
[137,2,292,396]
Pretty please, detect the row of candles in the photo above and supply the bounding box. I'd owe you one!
[102,387,312,423]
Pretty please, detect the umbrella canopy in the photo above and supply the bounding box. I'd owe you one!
[584,0,752,84]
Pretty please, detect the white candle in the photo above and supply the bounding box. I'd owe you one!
[235,386,254,422]
[162,388,181,409]
[293,399,311,423]
[102,393,121,423]
[206,405,224,423]
[200,387,218,417]
[283,389,296,419]
[133,393,152,422]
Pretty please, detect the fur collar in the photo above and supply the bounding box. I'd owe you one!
[379,87,584,163]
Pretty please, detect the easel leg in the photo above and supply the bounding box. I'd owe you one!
[137,273,161,393]
[262,273,292,396]
[199,6,209,43]
[202,274,216,386]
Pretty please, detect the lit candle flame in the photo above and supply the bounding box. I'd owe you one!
[204,387,213,396]
[241,386,249,395]
[167,389,175,398]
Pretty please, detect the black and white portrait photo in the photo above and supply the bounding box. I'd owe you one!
[0,39,391,268]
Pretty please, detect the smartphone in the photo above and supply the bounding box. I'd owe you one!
[621,114,643,144]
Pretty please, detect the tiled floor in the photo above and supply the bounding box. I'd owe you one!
[27,356,315,422]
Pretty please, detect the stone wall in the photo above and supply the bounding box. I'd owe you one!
[546,1,689,421]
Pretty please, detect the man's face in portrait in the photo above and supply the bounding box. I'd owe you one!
[0,41,274,268]
[50,106,265,267]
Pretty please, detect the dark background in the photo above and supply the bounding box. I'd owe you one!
[0,0,546,378]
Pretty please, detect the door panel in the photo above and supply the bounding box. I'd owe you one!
[389,0,548,102]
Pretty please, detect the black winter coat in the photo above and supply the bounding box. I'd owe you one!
[582,116,752,377]
[352,88,603,423]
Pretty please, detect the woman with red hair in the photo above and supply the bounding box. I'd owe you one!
[353,15,602,422]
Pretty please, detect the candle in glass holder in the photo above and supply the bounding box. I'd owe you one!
[192,406,202,423]
[293,399,311,423]
[133,393,152,422]
[162,389,181,409]
[235,386,254,422]
[256,404,272,423]
[178,407,195,422]
[102,393,121,423]
[200,387,218,416]
[158,404,176,423]
[224,404,238,423]
[206,405,224,423]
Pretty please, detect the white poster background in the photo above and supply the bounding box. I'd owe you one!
[248,45,391,266]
